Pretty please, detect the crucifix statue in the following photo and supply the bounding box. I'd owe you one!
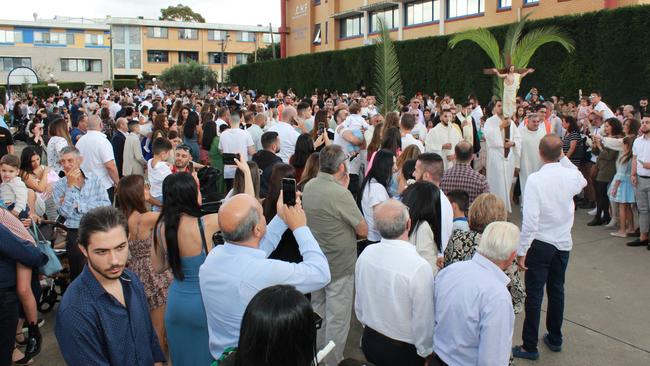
[484,65,535,118]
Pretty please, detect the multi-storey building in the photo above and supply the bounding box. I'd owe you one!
[0,18,110,85]
[106,17,280,82]
[281,0,650,58]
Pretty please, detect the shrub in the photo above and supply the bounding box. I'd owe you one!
[57,82,86,91]
[31,85,59,99]
[229,5,650,106]
[0,86,5,105]
[159,61,218,90]
[112,79,138,90]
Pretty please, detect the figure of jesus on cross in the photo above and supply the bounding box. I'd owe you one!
[486,65,535,118]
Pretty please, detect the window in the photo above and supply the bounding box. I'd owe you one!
[235,54,248,65]
[0,57,31,71]
[178,51,199,63]
[499,0,512,8]
[370,6,399,33]
[313,24,321,45]
[147,50,169,63]
[314,0,321,5]
[406,1,440,25]
[84,34,104,46]
[34,31,74,45]
[340,15,363,38]
[113,50,125,68]
[263,33,279,44]
[208,30,227,41]
[238,31,256,42]
[147,27,168,39]
[0,30,21,43]
[208,52,228,64]
[178,29,198,40]
[129,52,141,68]
[447,0,484,19]
[112,26,125,44]
[524,0,539,4]
[60,59,102,72]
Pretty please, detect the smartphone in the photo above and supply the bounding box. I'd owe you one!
[222,153,239,165]
[318,122,325,135]
[282,178,297,206]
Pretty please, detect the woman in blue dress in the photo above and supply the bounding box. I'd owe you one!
[152,172,219,365]
[609,136,636,238]
[183,112,203,162]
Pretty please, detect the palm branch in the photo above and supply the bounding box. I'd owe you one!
[502,13,531,67]
[512,26,575,68]
[448,28,504,70]
[374,18,403,116]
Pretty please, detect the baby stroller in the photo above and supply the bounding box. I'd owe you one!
[36,220,71,313]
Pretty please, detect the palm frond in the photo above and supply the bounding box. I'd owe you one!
[502,13,531,66]
[374,18,403,116]
[448,28,503,69]
[512,26,575,68]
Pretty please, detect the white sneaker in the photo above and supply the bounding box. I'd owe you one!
[605,220,618,228]
[587,208,597,216]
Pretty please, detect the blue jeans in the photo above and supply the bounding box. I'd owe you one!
[522,240,570,352]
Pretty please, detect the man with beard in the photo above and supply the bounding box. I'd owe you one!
[454,102,481,155]
[55,207,165,366]
[426,109,463,170]
[252,131,283,198]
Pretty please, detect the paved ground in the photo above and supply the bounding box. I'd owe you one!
[26,201,650,366]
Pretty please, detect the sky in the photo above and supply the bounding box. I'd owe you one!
[3,0,281,27]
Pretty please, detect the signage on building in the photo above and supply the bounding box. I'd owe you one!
[292,3,308,20]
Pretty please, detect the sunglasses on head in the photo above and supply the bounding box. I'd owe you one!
[177,144,193,153]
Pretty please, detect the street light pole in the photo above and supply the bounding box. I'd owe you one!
[220,34,230,87]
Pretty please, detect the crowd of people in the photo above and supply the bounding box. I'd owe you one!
[0,81,648,366]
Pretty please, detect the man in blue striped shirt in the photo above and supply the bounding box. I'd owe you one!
[52,146,111,280]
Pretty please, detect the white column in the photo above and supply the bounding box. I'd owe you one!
[439,0,446,35]
[398,2,404,40]
[363,11,369,41]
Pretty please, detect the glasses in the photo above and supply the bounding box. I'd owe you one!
[177,144,193,153]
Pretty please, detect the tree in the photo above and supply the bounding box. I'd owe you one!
[448,13,574,97]
[159,62,217,90]
[374,18,403,116]
[247,43,280,64]
[160,4,205,23]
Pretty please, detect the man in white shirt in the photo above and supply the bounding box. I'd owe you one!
[432,221,520,366]
[355,199,434,365]
[400,114,424,153]
[426,109,463,170]
[513,135,587,361]
[628,116,650,248]
[219,111,255,188]
[215,107,229,135]
[590,91,615,120]
[267,106,300,163]
[469,95,484,124]
[413,153,454,265]
[75,115,119,201]
[247,113,265,152]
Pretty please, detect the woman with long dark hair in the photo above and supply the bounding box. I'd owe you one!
[46,118,71,174]
[297,152,320,192]
[359,150,395,248]
[20,147,58,218]
[151,173,219,365]
[589,118,622,226]
[309,110,332,152]
[117,175,172,356]
[290,134,315,182]
[561,115,583,165]
[401,181,442,272]
[381,127,402,156]
[217,285,318,366]
[262,163,304,263]
[183,111,202,162]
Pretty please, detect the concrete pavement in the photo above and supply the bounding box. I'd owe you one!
[27,204,650,365]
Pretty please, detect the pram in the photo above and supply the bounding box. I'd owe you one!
[36,220,70,313]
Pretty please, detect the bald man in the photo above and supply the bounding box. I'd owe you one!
[355,200,435,365]
[199,193,330,360]
[513,135,587,361]
[267,105,300,163]
[75,115,119,201]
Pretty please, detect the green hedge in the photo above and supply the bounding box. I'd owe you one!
[113,79,138,90]
[0,86,5,105]
[230,5,650,106]
[32,85,59,99]
[57,82,86,91]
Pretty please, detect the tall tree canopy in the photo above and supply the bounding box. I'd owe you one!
[160,4,206,23]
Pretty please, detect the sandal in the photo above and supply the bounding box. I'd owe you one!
[12,346,33,365]
[15,332,27,346]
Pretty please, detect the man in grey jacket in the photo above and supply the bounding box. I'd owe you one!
[122,120,147,177]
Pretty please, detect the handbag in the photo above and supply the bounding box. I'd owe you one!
[31,222,63,276]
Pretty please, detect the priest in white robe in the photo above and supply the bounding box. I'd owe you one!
[519,113,547,200]
[425,109,463,170]
[484,101,522,213]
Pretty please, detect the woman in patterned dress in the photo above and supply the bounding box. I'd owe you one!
[444,193,525,314]
[116,175,173,355]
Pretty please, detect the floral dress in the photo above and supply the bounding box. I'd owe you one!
[444,230,525,314]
